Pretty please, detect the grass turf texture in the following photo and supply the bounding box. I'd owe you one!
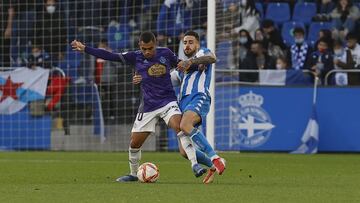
[0,152,359,203]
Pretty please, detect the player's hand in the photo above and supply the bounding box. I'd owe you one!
[71,40,85,52]
[133,73,142,84]
[177,60,192,72]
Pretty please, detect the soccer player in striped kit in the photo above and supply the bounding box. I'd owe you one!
[174,31,226,183]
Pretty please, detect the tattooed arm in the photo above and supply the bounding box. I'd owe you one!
[177,51,217,71]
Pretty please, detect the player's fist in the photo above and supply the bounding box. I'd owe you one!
[177,60,192,72]
[133,72,142,84]
[71,40,85,52]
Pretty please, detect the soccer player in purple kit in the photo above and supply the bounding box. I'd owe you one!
[71,31,207,182]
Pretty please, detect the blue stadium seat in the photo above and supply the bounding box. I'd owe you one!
[265,3,291,25]
[308,22,332,46]
[281,21,306,46]
[107,23,131,51]
[255,3,264,19]
[292,2,317,25]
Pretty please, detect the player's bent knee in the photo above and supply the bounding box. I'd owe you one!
[180,119,193,134]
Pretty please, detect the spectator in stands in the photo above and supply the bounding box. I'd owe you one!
[9,0,38,66]
[318,29,334,51]
[346,32,360,69]
[27,44,51,69]
[250,40,276,70]
[313,0,335,22]
[35,0,67,66]
[318,0,336,15]
[233,0,260,39]
[276,56,291,70]
[262,19,287,58]
[330,0,360,41]
[96,39,118,122]
[236,29,253,68]
[0,1,14,67]
[156,0,192,52]
[289,27,313,70]
[238,40,276,82]
[307,38,334,84]
[333,39,357,85]
[254,28,271,49]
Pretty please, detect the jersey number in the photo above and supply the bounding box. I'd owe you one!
[137,113,143,121]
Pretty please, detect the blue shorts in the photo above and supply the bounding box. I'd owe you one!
[179,93,210,125]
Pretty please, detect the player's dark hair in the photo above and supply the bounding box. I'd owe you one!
[139,31,156,43]
[184,30,200,42]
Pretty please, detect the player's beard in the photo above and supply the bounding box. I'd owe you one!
[184,49,196,58]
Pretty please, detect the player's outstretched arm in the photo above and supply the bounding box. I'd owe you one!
[70,40,122,62]
[177,52,216,72]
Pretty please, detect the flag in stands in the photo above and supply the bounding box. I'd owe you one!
[291,104,319,154]
[259,69,312,86]
[0,68,49,114]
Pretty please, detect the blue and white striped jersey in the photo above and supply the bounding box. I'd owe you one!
[172,47,213,99]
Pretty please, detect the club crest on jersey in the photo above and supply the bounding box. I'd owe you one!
[229,91,275,148]
[159,56,167,64]
[148,64,166,77]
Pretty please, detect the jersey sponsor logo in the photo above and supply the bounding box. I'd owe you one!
[148,64,167,77]
[229,91,275,148]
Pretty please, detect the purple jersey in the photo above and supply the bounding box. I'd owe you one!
[85,46,178,112]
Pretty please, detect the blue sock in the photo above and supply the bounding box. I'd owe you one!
[190,128,217,159]
[196,150,213,168]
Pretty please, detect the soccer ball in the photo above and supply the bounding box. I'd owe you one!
[137,162,159,183]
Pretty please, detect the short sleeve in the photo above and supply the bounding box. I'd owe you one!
[195,48,211,58]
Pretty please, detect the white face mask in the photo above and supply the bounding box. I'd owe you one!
[239,37,248,44]
[295,38,304,44]
[46,5,56,14]
[33,52,41,58]
[334,49,344,56]
[276,64,283,70]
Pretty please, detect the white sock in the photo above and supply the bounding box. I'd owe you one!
[178,131,197,166]
[129,147,141,176]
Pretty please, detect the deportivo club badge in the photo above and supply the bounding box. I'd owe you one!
[229,91,275,148]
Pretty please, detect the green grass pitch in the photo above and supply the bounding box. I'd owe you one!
[0,152,359,203]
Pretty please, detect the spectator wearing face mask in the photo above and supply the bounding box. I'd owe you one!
[34,0,67,65]
[332,39,357,85]
[289,27,313,70]
[27,44,51,69]
[307,38,334,84]
[236,29,253,67]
